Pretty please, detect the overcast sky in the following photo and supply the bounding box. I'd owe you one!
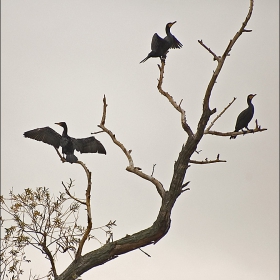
[2,0,279,279]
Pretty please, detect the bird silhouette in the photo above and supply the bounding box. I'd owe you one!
[140,21,182,63]
[24,122,106,163]
[230,94,256,139]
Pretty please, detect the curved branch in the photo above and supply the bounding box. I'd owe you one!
[75,161,92,260]
[157,60,194,138]
[41,232,57,278]
[62,180,86,205]
[98,95,165,198]
[54,148,93,257]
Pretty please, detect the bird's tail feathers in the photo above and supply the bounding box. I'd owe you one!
[140,56,149,63]
[66,154,78,163]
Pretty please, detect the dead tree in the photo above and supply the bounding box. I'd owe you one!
[0,0,267,279]
[57,1,266,279]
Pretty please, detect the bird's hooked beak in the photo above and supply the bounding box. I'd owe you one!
[55,122,63,127]
[169,21,177,27]
[251,94,257,99]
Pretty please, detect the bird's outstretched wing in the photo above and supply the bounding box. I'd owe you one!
[151,33,165,52]
[170,36,183,49]
[72,136,106,155]
[24,127,61,148]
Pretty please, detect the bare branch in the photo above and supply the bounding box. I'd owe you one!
[90,130,105,135]
[198,40,220,61]
[190,154,226,164]
[157,60,194,138]
[75,161,92,260]
[207,127,267,137]
[181,181,191,193]
[205,97,236,133]
[98,96,165,198]
[138,248,151,257]
[151,164,156,177]
[222,0,254,59]
[196,0,254,139]
[62,180,86,206]
[206,119,267,137]
[41,232,57,278]
[100,94,107,126]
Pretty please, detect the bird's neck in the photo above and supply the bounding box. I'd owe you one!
[62,126,68,136]
[247,99,253,107]
[166,27,172,37]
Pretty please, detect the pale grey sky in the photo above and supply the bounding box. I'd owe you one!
[1,0,279,279]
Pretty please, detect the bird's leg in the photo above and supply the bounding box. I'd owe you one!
[161,50,169,62]
[246,126,254,133]
[54,148,67,163]
[241,129,248,136]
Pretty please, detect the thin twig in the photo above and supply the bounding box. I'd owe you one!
[91,130,105,135]
[138,248,151,257]
[62,181,86,205]
[198,40,220,61]
[181,181,191,193]
[205,97,236,133]
[151,164,156,177]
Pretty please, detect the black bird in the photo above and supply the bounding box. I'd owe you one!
[140,21,183,63]
[230,94,256,139]
[24,122,106,163]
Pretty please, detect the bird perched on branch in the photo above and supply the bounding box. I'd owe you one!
[230,94,256,139]
[24,122,106,163]
[140,21,183,63]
